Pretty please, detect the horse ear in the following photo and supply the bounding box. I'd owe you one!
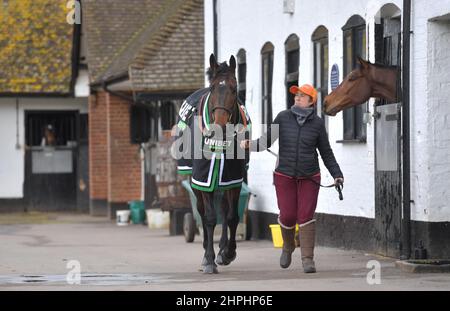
[357,56,369,71]
[229,55,236,73]
[209,54,218,71]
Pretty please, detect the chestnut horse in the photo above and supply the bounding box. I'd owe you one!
[324,57,400,116]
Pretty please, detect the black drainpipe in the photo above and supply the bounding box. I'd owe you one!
[213,0,218,58]
[401,0,412,260]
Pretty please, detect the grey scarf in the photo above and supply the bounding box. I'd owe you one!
[290,105,314,126]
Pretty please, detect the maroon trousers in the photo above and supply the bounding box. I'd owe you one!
[273,172,321,227]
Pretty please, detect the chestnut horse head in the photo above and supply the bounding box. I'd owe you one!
[207,54,238,128]
[324,57,400,116]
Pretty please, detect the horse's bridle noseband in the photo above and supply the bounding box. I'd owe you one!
[210,105,235,122]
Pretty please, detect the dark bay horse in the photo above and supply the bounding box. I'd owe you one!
[324,57,400,116]
[185,54,250,274]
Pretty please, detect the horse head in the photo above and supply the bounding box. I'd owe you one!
[324,57,399,116]
[207,54,238,129]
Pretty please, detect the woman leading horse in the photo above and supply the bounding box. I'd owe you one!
[241,84,344,273]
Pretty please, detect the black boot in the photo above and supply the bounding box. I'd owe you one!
[280,226,296,269]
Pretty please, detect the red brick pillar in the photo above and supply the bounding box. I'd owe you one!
[106,93,142,219]
[88,92,108,216]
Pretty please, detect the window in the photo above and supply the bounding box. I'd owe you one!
[342,15,367,142]
[237,49,247,105]
[312,26,329,120]
[375,16,402,107]
[261,42,274,125]
[130,105,152,144]
[25,111,77,146]
[285,34,299,109]
[160,101,176,130]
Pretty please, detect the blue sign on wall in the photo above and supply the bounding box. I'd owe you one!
[330,64,340,91]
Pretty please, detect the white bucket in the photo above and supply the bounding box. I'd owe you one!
[146,210,170,229]
[116,210,130,226]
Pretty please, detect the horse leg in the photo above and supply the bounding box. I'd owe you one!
[217,187,240,265]
[201,191,218,274]
[216,194,230,266]
[226,187,241,262]
[193,188,208,271]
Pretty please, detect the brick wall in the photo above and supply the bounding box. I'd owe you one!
[89,92,108,200]
[89,91,142,206]
[106,93,142,203]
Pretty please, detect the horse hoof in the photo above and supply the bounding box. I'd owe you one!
[216,251,236,266]
[198,257,208,271]
[203,264,218,274]
[215,253,224,266]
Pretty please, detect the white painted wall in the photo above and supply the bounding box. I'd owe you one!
[205,0,450,222]
[406,0,450,222]
[425,10,450,222]
[0,97,87,198]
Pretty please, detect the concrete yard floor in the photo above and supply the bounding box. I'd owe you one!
[1,212,450,291]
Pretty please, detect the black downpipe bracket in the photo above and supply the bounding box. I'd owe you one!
[401,0,412,260]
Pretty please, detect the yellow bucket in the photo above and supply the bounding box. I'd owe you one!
[269,224,299,248]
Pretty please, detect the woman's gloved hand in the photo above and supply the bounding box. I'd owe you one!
[240,139,250,149]
[334,177,344,186]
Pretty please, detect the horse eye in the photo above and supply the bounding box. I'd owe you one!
[349,75,358,81]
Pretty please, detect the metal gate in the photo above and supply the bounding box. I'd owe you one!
[374,16,402,257]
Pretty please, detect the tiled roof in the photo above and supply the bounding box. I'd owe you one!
[130,0,204,93]
[0,0,74,94]
[82,0,204,92]
[82,0,168,83]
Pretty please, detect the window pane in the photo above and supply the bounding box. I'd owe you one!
[321,42,329,118]
[345,33,353,75]
[238,63,246,83]
[314,42,321,88]
[343,108,355,140]
[267,53,273,123]
[361,28,366,59]
[323,42,329,92]
[355,104,365,139]
[263,57,269,96]
[262,52,273,124]
[287,49,299,74]
[286,80,297,109]
[238,90,246,104]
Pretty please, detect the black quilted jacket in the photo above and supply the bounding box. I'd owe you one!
[251,109,343,179]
